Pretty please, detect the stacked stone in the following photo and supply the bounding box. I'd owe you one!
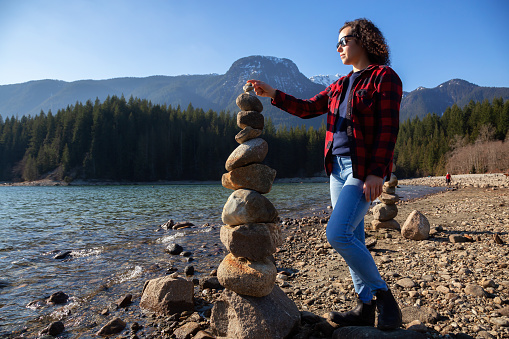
[217,82,280,297]
[211,83,300,339]
[371,173,401,230]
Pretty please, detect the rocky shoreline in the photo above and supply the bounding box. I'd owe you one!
[17,176,509,338]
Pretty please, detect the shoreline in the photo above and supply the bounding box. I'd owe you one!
[1,172,507,188]
[0,176,329,187]
[5,179,509,338]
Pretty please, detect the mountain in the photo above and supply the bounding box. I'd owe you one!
[0,56,326,129]
[399,79,509,121]
[1,57,508,128]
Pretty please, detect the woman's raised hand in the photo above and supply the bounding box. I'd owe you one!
[247,80,277,99]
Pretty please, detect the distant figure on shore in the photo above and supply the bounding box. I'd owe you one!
[446,172,452,185]
[248,18,402,330]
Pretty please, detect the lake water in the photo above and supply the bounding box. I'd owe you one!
[0,182,444,337]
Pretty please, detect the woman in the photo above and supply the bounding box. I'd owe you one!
[248,18,402,329]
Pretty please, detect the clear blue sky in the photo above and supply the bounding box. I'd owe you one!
[1,0,508,92]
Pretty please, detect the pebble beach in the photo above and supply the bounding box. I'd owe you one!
[10,174,509,338]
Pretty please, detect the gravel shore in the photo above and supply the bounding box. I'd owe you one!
[399,173,509,189]
[273,179,509,338]
[20,174,508,338]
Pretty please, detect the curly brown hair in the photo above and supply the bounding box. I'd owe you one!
[340,18,390,66]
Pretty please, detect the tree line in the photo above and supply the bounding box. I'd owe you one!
[0,95,325,182]
[0,96,507,183]
[394,98,509,177]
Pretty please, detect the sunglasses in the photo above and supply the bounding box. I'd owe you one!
[336,35,355,49]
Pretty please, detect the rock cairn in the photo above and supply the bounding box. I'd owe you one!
[371,172,400,230]
[211,83,300,339]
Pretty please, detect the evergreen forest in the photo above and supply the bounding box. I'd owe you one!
[0,95,507,183]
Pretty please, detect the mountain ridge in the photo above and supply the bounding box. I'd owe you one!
[1,56,508,127]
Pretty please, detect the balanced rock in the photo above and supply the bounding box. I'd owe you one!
[236,93,263,112]
[222,163,276,194]
[372,203,398,221]
[222,189,278,226]
[225,138,268,171]
[220,223,281,261]
[210,285,300,339]
[380,193,400,205]
[371,219,400,230]
[383,183,396,194]
[237,111,264,130]
[140,276,194,315]
[217,253,276,297]
[387,173,398,187]
[401,210,430,240]
[235,126,262,144]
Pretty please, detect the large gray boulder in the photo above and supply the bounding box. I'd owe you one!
[139,276,194,315]
[225,138,268,172]
[220,223,281,261]
[217,253,276,297]
[401,210,430,240]
[222,189,278,226]
[210,286,300,339]
[222,163,276,194]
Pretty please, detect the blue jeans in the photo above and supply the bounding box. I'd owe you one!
[327,156,387,303]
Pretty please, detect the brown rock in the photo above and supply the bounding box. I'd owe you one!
[372,203,398,221]
[222,163,276,194]
[222,189,278,226]
[332,326,426,339]
[210,286,300,339]
[401,306,440,324]
[237,111,264,130]
[217,253,276,297]
[220,223,281,261]
[194,330,215,339]
[116,294,132,308]
[380,193,400,205]
[464,284,486,297]
[139,276,194,315]
[371,219,400,230]
[225,138,268,171]
[235,126,262,144]
[96,317,126,337]
[401,210,430,240]
[383,184,396,194]
[236,93,263,112]
[387,173,398,187]
[174,322,201,339]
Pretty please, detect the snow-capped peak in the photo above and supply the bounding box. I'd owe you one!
[309,73,344,87]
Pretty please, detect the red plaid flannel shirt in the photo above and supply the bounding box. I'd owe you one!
[272,64,402,180]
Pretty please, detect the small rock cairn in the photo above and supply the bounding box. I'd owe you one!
[210,83,300,338]
[371,172,400,230]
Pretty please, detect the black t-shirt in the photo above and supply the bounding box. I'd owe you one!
[332,71,361,156]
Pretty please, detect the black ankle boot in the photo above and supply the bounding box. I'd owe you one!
[375,288,402,330]
[327,299,376,327]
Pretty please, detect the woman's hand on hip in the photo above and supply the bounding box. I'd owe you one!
[363,175,383,202]
[247,80,276,99]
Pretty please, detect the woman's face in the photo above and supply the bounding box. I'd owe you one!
[337,26,365,68]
